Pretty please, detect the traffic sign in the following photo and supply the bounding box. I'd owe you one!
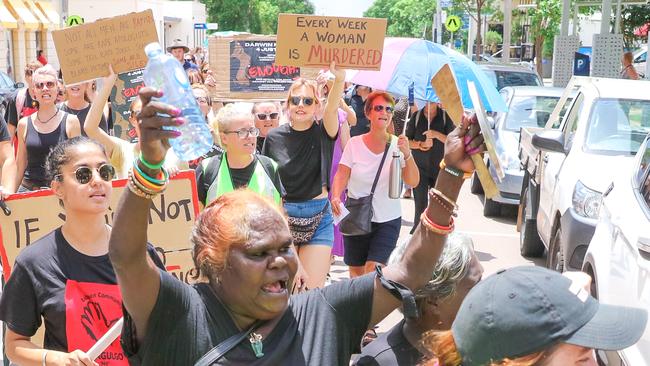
[194,23,207,29]
[440,0,452,8]
[206,23,218,30]
[445,15,461,32]
[66,15,84,27]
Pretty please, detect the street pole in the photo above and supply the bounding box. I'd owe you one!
[436,0,442,44]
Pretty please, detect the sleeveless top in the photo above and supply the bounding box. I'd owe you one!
[24,113,69,188]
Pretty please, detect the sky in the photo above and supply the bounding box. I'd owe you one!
[311,0,375,17]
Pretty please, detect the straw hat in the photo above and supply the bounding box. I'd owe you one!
[167,39,189,53]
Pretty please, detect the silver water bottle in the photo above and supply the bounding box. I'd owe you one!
[388,151,402,199]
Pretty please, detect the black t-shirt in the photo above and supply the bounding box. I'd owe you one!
[4,88,37,127]
[0,227,164,363]
[256,136,265,155]
[195,152,285,205]
[350,94,369,137]
[122,270,375,365]
[59,103,108,137]
[355,320,426,366]
[0,114,10,142]
[405,107,455,177]
[262,122,336,202]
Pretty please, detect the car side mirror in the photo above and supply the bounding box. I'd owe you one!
[532,130,566,154]
[638,236,650,254]
[14,82,24,88]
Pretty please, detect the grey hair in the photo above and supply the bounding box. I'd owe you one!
[216,102,254,132]
[33,64,58,80]
[388,232,475,301]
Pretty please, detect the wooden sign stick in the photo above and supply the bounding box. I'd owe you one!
[430,64,498,199]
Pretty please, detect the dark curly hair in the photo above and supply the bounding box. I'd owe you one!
[45,136,106,185]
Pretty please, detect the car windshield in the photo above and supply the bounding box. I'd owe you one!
[504,95,562,131]
[483,70,542,90]
[585,98,650,155]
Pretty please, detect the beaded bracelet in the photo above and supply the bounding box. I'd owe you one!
[139,153,164,170]
[127,177,158,200]
[439,160,472,180]
[132,159,169,186]
[429,188,459,212]
[420,212,454,235]
[128,170,166,199]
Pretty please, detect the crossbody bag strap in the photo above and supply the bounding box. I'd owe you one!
[193,320,262,366]
[370,142,391,195]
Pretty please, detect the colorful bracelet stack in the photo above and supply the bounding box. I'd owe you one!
[128,155,169,199]
[439,160,472,180]
[420,212,455,235]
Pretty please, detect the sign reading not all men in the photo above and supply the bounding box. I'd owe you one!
[275,14,387,70]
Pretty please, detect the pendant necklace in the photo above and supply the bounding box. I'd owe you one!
[36,108,59,124]
[249,331,264,358]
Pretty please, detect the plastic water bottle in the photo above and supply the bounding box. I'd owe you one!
[143,42,213,161]
[388,151,402,199]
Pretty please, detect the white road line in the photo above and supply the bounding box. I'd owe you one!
[457,230,519,238]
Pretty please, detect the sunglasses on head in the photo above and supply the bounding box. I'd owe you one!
[372,105,394,113]
[289,96,315,106]
[35,81,56,90]
[55,164,116,184]
[256,112,279,120]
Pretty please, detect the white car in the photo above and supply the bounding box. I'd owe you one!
[582,134,650,366]
[531,78,650,272]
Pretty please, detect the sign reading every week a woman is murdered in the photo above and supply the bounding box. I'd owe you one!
[275,14,387,70]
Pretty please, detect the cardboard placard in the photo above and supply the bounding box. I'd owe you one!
[275,14,387,70]
[52,10,159,85]
[0,171,200,284]
[208,34,320,101]
[111,69,144,143]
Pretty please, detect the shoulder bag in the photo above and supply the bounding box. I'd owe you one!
[339,142,390,236]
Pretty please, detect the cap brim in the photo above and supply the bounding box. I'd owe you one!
[566,303,647,351]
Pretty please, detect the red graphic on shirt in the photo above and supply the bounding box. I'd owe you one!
[65,281,128,366]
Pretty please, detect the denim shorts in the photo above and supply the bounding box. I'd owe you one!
[284,198,334,246]
[343,217,401,266]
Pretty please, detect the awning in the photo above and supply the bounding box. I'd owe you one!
[34,0,58,28]
[0,5,17,28]
[24,0,52,29]
[5,0,39,29]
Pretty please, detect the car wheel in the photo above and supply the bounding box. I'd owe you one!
[547,226,565,272]
[519,186,544,257]
[483,195,501,217]
[470,173,483,194]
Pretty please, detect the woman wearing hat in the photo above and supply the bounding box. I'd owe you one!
[167,39,198,71]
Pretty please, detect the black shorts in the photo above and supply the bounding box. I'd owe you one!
[343,217,401,266]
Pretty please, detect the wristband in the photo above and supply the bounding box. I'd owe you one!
[439,160,472,180]
[139,153,164,170]
[133,159,169,186]
[42,350,48,366]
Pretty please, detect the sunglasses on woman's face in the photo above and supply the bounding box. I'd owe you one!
[35,81,56,90]
[372,105,394,113]
[56,164,116,184]
[256,112,279,120]
[289,96,315,107]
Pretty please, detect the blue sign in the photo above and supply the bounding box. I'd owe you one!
[461,14,469,30]
[194,23,207,30]
[440,0,452,8]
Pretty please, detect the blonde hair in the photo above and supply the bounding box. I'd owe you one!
[33,65,58,81]
[286,78,321,107]
[215,102,254,132]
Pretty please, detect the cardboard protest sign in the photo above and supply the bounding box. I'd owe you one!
[110,69,144,143]
[0,171,200,284]
[208,34,320,101]
[275,14,387,70]
[52,10,158,85]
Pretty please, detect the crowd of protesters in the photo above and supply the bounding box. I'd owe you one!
[0,39,646,366]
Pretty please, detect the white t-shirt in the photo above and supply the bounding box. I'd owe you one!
[339,135,405,223]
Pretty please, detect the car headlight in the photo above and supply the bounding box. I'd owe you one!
[572,180,602,219]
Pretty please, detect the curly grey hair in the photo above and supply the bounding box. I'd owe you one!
[389,232,475,301]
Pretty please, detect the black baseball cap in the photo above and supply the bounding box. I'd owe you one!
[451,266,647,365]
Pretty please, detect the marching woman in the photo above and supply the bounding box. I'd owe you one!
[261,62,343,289]
[59,79,109,136]
[8,65,81,193]
[0,136,164,365]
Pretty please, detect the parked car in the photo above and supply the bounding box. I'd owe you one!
[633,45,647,78]
[471,86,569,216]
[478,63,543,90]
[0,70,24,118]
[582,134,650,366]
[521,77,650,271]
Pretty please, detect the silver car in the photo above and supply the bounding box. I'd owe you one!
[472,86,568,216]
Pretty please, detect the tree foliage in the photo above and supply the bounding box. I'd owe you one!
[619,5,650,48]
[528,0,561,75]
[364,0,436,39]
[201,0,314,34]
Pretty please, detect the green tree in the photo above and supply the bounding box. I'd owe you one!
[619,6,650,48]
[455,0,495,59]
[529,0,561,75]
[365,0,436,39]
[201,0,314,34]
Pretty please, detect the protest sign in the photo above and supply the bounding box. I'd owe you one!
[275,14,387,70]
[0,171,200,283]
[209,34,319,101]
[52,10,158,85]
[111,69,144,143]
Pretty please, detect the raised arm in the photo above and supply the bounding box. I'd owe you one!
[368,114,484,326]
[108,87,181,343]
[12,120,28,193]
[323,62,345,138]
[339,98,357,126]
[397,135,419,188]
[85,67,118,157]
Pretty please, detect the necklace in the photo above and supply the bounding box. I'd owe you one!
[249,331,264,358]
[36,108,59,124]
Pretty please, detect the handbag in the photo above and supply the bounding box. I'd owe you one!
[287,202,329,245]
[193,320,263,366]
[339,142,391,236]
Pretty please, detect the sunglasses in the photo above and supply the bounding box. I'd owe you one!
[224,127,260,139]
[256,113,279,120]
[55,164,116,184]
[195,96,209,104]
[35,81,56,90]
[289,96,315,106]
[372,105,394,113]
